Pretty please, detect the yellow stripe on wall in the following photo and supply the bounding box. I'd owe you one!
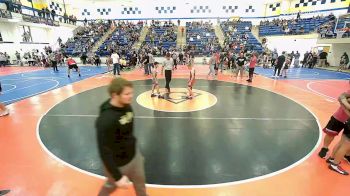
[20,0,47,9]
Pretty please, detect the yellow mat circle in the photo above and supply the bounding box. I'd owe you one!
[136,88,217,112]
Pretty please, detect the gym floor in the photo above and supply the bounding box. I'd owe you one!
[0,65,349,196]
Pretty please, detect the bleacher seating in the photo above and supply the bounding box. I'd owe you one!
[186,22,221,55]
[96,22,142,56]
[259,17,331,36]
[145,25,177,50]
[336,17,350,30]
[221,21,263,53]
[64,22,110,56]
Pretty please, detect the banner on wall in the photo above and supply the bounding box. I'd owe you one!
[33,0,47,9]
[21,0,47,9]
[289,0,350,14]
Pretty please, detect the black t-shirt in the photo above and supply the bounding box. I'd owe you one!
[96,100,136,181]
[143,55,149,64]
[236,57,247,66]
[276,55,286,67]
[319,52,327,59]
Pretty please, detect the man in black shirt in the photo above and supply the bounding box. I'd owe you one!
[235,52,247,78]
[319,50,328,67]
[142,52,150,75]
[274,52,286,77]
[96,78,147,196]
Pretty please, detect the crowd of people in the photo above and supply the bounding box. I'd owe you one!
[63,20,111,57]
[0,52,10,66]
[221,20,263,53]
[260,13,336,35]
[144,21,177,55]
[0,0,78,24]
[0,0,22,14]
[186,21,221,55]
[98,21,142,57]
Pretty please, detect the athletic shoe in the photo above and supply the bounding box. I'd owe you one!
[344,155,350,164]
[246,79,252,82]
[151,94,157,98]
[328,163,349,175]
[318,147,329,158]
[158,95,164,99]
[186,96,193,99]
[326,157,335,164]
[284,76,287,78]
[0,109,9,117]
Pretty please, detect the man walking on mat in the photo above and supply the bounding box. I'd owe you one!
[96,78,147,196]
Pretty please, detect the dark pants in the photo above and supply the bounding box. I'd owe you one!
[165,70,172,92]
[271,59,276,67]
[144,63,151,75]
[113,63,120,75]
[274,66,282,76]
[173,59,177,69]
[0,61,5,67]
[52,61,58,71]
[248,68,255,80]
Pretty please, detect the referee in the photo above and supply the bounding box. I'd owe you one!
[161,53,174,97]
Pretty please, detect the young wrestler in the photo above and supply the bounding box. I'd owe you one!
[150,62,163,98]
[67,57,81,78]
[106,55,113,73]
[187,63,196,99]
[326,95,350,175]
[319,83,350,160]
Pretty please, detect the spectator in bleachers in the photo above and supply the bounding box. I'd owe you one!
[261,13,335,36]
[326,28,335,38]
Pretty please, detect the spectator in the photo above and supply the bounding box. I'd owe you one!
[45,7,50,19]
[0,52,7,67]
[63,12,68,23]
[51,9,56,21]
[319,50,328,67]
[338,52,349,71]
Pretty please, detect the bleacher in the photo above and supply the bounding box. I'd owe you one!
[186,22,221,55]
[221,21,263,53]
[96,23,142,56]
[65,22,110,56]
[65,36,98,56]
[336,17,350,30]
[144,26,177,50]
[259,17,331,36]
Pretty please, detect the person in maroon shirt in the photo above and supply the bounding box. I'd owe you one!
[247,52,257,82]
